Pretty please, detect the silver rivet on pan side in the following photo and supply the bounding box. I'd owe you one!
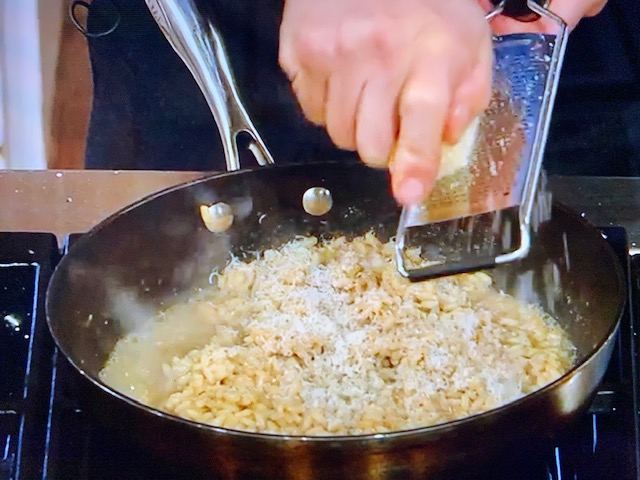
[200,202,234,232]
[303,187,333,216]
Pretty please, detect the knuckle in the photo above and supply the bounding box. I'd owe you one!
[395,141,432,164]
[293,28,336,66]
[334,22,359,57]
[395,130,442,169]
[420,24,457,56]
[393,148,440,183]
[366,17,397,58]
[334,16,397,61]
[399,84,447,118]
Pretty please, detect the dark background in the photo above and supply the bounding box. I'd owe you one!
[546,0,640,176]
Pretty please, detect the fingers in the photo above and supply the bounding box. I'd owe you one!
[391,63,451,207]
[324,69,368,150]
[444,35,493,144]
[290,71,329,126]
[354,75,402,169]
[279,9,334,126]
[279,0,495,208]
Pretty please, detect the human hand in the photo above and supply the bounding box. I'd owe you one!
[279,0,493,207]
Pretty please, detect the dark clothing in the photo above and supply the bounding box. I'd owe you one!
[83,0,354,171]
[82,0,640,175]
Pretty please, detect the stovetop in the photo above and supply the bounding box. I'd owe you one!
[1,230,639,480]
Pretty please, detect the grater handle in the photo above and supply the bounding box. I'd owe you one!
[488,0,550,22]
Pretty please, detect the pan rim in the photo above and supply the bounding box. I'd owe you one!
[45,161,627,444]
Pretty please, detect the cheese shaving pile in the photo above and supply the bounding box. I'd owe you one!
[100,233,575,436]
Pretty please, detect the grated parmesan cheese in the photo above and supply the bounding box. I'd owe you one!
[100,233,575,436]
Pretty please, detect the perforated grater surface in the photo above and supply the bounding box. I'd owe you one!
[395,0,569,281]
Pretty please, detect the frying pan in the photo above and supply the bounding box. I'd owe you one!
[45,0,625,478]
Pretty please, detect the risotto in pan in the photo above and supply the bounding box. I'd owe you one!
[99,233,576,436]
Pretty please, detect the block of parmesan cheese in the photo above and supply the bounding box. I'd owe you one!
[437,116,480,179]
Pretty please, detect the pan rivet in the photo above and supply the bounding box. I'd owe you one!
[200,202,234,233]
[303,187,333,216]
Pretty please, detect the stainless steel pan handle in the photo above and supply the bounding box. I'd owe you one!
[145,0,275,172]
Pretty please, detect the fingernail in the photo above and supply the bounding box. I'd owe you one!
[396,178,426,206]
[366,157,388,170]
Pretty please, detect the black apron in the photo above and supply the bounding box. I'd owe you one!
[81,0,354,171]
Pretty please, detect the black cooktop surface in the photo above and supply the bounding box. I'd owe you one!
[1,229,639,479]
